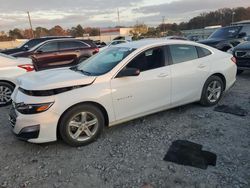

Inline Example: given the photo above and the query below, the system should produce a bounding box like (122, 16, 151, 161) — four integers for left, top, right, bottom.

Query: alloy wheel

(206, 81, 222, 103)
(0, 86, 12, 105)
(68, 112, 99, 142)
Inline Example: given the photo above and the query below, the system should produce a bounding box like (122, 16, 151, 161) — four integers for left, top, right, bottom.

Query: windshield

(20, 39, 43, 49)
(0, 53, 17, 60)
(76, 47, 135, 76)
(209, 26, 242, 39)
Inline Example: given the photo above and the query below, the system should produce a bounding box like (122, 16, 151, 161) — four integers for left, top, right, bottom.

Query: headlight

(15, 102, 54, 114)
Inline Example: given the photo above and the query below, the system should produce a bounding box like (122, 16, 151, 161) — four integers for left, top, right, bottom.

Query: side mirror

(116, 68, 140, 78)
(23, 45, 29, 50)
(238, 32, 247, 38)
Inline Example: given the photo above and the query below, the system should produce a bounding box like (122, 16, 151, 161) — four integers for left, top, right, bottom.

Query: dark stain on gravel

(214, 105, 248, 116)
(164, 140, 217, 169)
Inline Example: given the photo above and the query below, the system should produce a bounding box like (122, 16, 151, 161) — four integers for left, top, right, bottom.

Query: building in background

(83, 27, 134, 43)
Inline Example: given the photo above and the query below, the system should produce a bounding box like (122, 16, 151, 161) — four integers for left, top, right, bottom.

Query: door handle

(158, 73, 169, 78)
(198, 64, 206, 68)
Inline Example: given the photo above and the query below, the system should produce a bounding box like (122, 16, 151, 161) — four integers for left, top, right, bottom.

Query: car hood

(234, 41, 250, 51)
(198, 38, 225, 46)
(0, 48, 22, 55)
(12, 51, 31, 57)
(18, 68, 96, 90)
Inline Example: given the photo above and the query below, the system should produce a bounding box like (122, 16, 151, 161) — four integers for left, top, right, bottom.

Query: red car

(12, 39, 99, 71)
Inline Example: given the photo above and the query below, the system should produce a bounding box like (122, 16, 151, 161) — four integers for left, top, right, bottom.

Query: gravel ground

(0, 72, 249, 188)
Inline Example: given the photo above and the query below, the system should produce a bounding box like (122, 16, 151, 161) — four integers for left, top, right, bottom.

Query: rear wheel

(59, 104, 104, 147)
(0, 82, 14, 107)
(200, 76, 224, 106)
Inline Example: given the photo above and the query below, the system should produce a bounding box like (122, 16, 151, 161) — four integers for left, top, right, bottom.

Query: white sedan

(10, 39, 236, 146)
(0, 53, 34, 106)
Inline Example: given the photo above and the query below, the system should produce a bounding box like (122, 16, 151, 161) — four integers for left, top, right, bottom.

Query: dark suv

(12, 39, 99, 71)
(229, 41, 250, 74)
(199, 24, 250, 51)
(1, 36, 73, 55)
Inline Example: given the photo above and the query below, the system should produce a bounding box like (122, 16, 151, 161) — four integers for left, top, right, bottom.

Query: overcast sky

(0, 0, 249, 31)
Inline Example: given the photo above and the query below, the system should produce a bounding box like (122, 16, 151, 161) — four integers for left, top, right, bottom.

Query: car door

(32, 41, 60, 70)
(58, 41, 89, 66)
(168, 44, 210, 106)
(110, 46, 171, 121)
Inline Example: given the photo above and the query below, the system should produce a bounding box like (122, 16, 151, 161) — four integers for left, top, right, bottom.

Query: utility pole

(27, 11, 34, 38)
(117, 8, 120, 26)
(232, 11, 235, 24)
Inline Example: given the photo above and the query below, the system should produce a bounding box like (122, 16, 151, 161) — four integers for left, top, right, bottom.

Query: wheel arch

(210, 73, 226, 91)
(0, 80, 16, 88)
(57, 101, 109, 139)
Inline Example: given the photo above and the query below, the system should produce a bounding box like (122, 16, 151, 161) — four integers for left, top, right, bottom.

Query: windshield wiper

(70, 66, 92, 76)
(79, 70, 92, 76)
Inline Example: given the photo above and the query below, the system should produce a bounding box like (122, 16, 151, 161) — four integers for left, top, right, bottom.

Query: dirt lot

(0, 72, 249, 188)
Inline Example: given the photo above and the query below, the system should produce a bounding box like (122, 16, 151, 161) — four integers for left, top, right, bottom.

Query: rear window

(169, 45, 198, 64)
(196, 46, 212, 58)
(81, 40, 97, 48)
(59, 41, 88, 50)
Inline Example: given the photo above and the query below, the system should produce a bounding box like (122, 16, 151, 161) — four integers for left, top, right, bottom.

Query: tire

(200, 76, 224, 106)
(0, 81, 14, 107)
(59, 104, 104, 147)
(237, 70, 244, 75)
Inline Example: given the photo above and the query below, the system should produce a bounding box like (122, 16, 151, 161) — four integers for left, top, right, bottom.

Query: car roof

(115, 39, 204, 49)
(30, 38, 96, 50)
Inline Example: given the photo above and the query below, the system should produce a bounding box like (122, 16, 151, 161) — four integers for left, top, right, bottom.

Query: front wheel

(0, 82, 14, 107)
(200, 76, 224, 106)
(59, 104, 104, 147)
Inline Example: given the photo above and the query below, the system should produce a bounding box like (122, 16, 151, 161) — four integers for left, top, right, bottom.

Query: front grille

(9, 106, 17, 127)
(235, 50, 250, 59)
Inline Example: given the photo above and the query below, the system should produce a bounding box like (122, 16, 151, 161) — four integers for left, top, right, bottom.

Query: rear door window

(38, 42, 59, 52)
(169, 45, 198, 64)
(196, 46, 212, 58)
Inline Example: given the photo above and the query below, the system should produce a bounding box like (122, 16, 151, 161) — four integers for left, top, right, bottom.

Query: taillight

(93, 48, 99, 54)
(18, 64, 34, 72)
(231, 57, 237, 64)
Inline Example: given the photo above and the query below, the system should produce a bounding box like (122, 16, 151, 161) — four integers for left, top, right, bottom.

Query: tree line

(0, 6, 249, 41)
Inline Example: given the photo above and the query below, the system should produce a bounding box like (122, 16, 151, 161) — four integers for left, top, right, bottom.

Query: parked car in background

(93, 40, 107, 48)
(12, 39, 99, 71)
(228, 41, 250, 74)
(99, 40, 129, 51)
(199, 24, 250, 51)
(165, 36, 188, 40)
(187, 35, 203, 42)
(1, 36, 73, 55)
(0, 53, 34, 106)
(10, 39, 236, 146)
